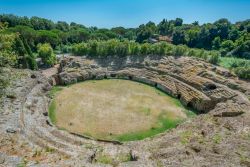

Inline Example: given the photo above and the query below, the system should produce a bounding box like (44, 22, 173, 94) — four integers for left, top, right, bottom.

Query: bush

(173, 45, 187, 56)
(72, 43, 88, 56)
(115, 40, 129, 56)
(88, 40, 98, 56)
(0, 68, 10, 97)
(140, 43, 150, 55)
(219, 57, 250, 79)
(71, 40, 222, 64)
(234, 67, 250, 79)
(37, 43, 56, 66)
(130, 42, 140, 55)
(0, 33, 18, 67)
(208, 52, 220, 64)
(148, 42, 167, 56)
(61, 45, 72, 53)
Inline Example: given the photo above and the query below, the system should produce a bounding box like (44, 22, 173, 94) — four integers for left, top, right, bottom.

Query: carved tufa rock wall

(56, 56, 249, 114)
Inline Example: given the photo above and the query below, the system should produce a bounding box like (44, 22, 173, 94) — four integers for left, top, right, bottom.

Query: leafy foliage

(0, 33, 18, 67)
(1, 14, 249, 59)
(37, 43, 56, 66)
(219, 57, 250, 79)
(72, 40, 220, 65)
(0, 14, 249, 80)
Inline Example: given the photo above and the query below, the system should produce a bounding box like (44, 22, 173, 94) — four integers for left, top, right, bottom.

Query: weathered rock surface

(0, 55, 250, 166)
(58, 56, 250, 114)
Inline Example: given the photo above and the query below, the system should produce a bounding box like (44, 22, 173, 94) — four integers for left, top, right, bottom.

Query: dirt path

(41, 64, 59, 78)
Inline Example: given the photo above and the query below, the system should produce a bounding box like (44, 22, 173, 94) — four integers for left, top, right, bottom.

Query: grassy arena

(49, 79, 195, 141)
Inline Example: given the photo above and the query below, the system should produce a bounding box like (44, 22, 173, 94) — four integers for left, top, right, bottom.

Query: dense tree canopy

(0, 14, 249, 79)
(0, 22, 37, 69)
(0, 14, 249, 59)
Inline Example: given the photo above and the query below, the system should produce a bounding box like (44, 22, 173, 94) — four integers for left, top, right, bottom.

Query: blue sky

(0, 0, 250, 28)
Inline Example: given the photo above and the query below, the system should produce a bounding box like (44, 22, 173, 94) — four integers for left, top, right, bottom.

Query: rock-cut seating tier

(55, 56, 248, 114)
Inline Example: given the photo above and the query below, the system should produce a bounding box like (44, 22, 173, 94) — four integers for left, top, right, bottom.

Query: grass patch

(180, 130, 193, 145)
(140, 107, 151, 116)
(48, 100, 56, 124)
(48, 86, 63, 124)
(219, 57, 250, 69)
(115, 114, 183, 142)
(48, 86, 63, 98)
(17, 158, 28, 167)
(117, 153, 132, 162)
(49, 79, 196, 142)
(219, 57, 250, 79)
(45, 146, 55, 153)
(96, 154, 114, 165)
(213, 133, 222, 144)
(96, 152, 131, 166)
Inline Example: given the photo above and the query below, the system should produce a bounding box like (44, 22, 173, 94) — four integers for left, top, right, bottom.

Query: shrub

(70, 40, 223, 65)
(234, 67, 250, 79)
(140, 43, 150, 55)
(208, 51, 220, 64)
(97, 41, 108, 57)
(130, 42, 140, 55)
(165, 44, 174, 56)
(72, 43, 88, 56)
(61, 45, 72, 53)
(158, 42, 167, 55)
(0, 33, 18, 67)
(87, 40, 98, 56)
(37, 43, 56, 66)
(173, 45, 187, 56)
(115, 40, 129, 56)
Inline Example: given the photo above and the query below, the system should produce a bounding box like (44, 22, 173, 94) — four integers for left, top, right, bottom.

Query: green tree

(0, 33, 18, 67)
(214, 18, 231, 40)
(136, 22, 156, 43)
(196, 27, 211, 49)
(13, 35, 28, 68)
(174, 18, 183, 26)
(172, 29, 186, 45)
(186, 29, 199, 47)
(21, 35, 37, 69)
(221, 40, 235, 52)
(56, 21, 70, 32)
(212, 37, 221, 50)
(7, 26, 37, 51)
(124, 30, 136, 40)
(111, 27, 127, 36)
(228, 28, 240, 41)
(232, 40, 250, 59)
(37, 30, 61, 48)
(30, 16, 55, 30)
(157, 19, 174, 35)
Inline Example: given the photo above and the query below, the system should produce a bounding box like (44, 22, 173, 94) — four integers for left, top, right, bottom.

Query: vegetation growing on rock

(37, 43, 56, 66)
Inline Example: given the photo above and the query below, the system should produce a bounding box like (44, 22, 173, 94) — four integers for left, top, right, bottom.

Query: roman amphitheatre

(0, 55, 250, 166)
(51, 79, 193, 142)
